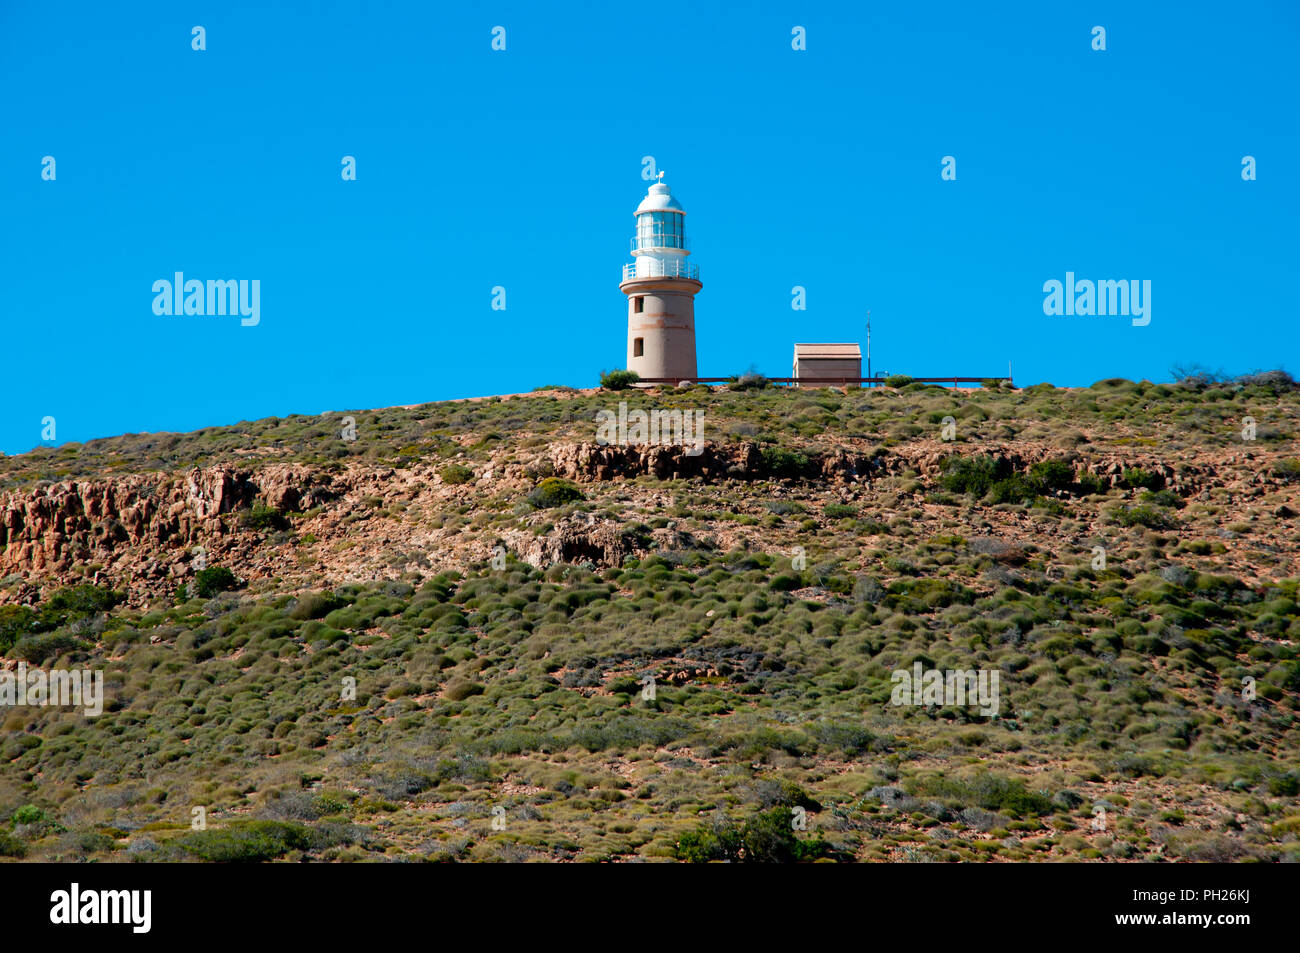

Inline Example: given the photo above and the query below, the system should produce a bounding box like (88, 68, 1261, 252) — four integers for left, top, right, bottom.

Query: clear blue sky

(2, 0, 1297, 455)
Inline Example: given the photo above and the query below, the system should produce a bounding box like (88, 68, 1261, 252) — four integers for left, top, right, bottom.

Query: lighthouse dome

(635, 182, 684, 214)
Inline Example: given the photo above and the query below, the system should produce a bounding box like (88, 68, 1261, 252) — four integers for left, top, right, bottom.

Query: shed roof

(793, 343, 862, 359)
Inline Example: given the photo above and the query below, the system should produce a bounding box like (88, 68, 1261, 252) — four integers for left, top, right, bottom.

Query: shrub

(985, 474, 1039, 505)
(1267, 773, 1300, 797)
(1170, 363, 1226, 389)
(761, 447, 809, 478)
(173, 820, 320, 862)
(943, 458, 1068, 503)
(76, 831, 119, 854)
(600, 369, 640, 391)
(730, 372, 770, 391)
(12, 804, 49, 826)
(0, 831, 27, 858)
(11, 632, 86, 664)
(940, 455, 1010, 497)
(886, 577, 976, 611)
(676, 808, 830, 863)
(824, 503, 858, 519)
(1075, 472, 1108, 495)
(289, 591, 348, 621)
(526, 478, 584, 508)
(884, 375, 914, 388)
(0, 604, 36, 654)
(1122, 468, 1163, 490)
(910, 774, 1053, 818)
(1274, 459, 1300, 483)
(440, 464, 475, 485)
(442, 679, 485, 701)
(44, 584, 122, 617)
(1026, 459, 1074, 493)
(1235, 369, 1297, 392)
(194, 567, 239, 598)
(1140, 489, 1183, 509)
(241, 502, 288, 531)
(0, 585, 127, 653)
(1114, 505, 1172, 529)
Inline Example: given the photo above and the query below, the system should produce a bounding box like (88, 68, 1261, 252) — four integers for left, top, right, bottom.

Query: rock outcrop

(544, 440, 1221, 493)
(0, 464, 338, 588)
(1, 438, 1287, 602)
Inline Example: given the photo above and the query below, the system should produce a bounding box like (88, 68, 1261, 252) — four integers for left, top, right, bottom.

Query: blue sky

(2, 0, 1297, 455)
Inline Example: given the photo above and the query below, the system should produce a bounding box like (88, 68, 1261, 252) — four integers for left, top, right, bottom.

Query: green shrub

(1075, 472, 1108, 495)
(1267, 773, 1300, 797)
(985, 474, 1039, 505)
(886, 577, 977, 611)
(1122, 468, 1163, 490)
(0, 831, 27, 858)
(1026, 459, 1074, 493)
(1140, 489, 1183, 509)
(440, 464, 475, 485)
(11, 632, 86, 664)
(173, 820, 320, 862)
(76, 831, 119, 854)
(677, 808, 830, 863)
(0, 604, 36, 654)
(194, 567, 240, 598)
(884, 375, 914, 388)
(824, 503, 858, 519)
(242, 502, 288, 531)
(1115, 505, 1172, 529)
(940, 455, 1010, 497)
(761, 447, 809, 478)
(44, 584, 122, 616)
(443, 678, 485, 701)
(1273, 459, 1300, 483)
(12, 804, 49, 826)
(289, 591, 348, 621)
(526, 478, 584, 508)
(910, 773, 1053, 818)
(600, 369, 641, 391)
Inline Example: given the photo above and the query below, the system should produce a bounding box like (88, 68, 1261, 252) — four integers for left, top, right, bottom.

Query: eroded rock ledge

(544, 440, 1219, 491)
(0, 464, 338, 578)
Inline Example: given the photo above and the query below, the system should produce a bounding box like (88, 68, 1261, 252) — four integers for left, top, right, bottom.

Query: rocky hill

(1, 378, 1298, 862)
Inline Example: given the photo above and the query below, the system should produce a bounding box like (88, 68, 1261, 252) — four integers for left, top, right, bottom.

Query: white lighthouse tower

(620, 174, 701, 381)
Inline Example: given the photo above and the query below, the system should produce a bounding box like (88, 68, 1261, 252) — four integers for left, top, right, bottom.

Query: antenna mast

(866, 311, 872, 387)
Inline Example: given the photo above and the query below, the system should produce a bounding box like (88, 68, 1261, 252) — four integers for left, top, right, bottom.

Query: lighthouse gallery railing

(621, 260, 700, 281)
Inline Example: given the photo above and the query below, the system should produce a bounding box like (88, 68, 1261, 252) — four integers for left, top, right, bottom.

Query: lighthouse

(621, 175, 701, 382)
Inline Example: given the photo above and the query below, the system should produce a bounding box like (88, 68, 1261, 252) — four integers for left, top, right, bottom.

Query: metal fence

(621, 260, 700, 281)
(630, 376, 1013, 388)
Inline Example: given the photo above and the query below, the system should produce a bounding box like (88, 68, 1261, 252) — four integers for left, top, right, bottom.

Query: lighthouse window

(633, 337, 644, 357)
(634, 296, 644, 313)
(638, 211, 684, 249)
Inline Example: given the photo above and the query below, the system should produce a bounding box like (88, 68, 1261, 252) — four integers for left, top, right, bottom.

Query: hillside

(1, 377, 1299, 862)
